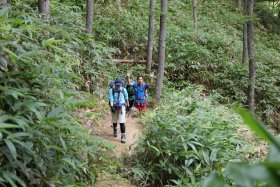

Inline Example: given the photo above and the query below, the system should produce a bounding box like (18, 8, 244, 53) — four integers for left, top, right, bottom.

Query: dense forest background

(0, 0, 279, 186)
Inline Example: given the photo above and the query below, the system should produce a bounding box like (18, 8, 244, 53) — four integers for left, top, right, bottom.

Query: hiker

(127, 74, 154, 112)
(108, 78, 130, 143)
(125, 78, 136, 109)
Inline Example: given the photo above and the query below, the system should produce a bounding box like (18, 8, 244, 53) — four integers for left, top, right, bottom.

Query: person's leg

(129, 99, 134, 109)
(119, 107, 126, 143)
(120, 123, 125, 134)
(142, 102, 147, 111)
(138, 103, 147, 112)
(113, 123, 117, 137)
(112, 110, 118, 137)
(135, 103, 141, 111)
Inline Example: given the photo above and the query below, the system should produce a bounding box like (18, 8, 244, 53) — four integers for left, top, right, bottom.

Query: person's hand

(150, 72, 154, 78)
(111, 106, 116, 113)
(126, 105, 130, 112)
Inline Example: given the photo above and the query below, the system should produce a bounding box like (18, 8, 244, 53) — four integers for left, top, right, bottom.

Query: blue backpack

(112, 87, 124, 110)
(134, 84, 147, 102)
(108, 80, 124, 107)
(109, 80, 115, 89)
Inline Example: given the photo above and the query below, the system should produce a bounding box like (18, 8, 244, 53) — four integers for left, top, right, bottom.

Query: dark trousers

(113, 123, 125, 133)
(129, 99, 135, 108)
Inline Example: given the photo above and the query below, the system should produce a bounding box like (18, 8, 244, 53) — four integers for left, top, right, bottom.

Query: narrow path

(94, 112, 142, 157)
(92, 112, 142, 187)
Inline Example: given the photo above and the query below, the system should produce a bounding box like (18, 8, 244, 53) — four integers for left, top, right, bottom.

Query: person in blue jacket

(127, 73, 154, 111)
(108, 78, 129, 143)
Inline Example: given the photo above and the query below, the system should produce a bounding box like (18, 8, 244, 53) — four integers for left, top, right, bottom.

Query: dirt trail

(93, 112, 142, 187)
(94, 112, 142, 157)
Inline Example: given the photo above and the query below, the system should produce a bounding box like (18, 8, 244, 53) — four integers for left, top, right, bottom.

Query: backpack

(109, 80, 115, 89)
(108, 86, 124, 108)
(134, 83, 147, 102)
(112, 87, 124, 110)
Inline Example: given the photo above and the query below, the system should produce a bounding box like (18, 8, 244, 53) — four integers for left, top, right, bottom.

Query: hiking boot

(121, 133, 126, 144)
(113, 128, 118, 137)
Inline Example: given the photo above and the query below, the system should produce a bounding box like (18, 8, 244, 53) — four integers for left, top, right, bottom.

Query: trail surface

(94, 112, 142, 187)
(95, 113, 142, 156)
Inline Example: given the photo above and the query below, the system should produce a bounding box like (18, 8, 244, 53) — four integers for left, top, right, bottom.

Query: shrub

(125, 86, 254, 186)
(0, 2, 115, 186)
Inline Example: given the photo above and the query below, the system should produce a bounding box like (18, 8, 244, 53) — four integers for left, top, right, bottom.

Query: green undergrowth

(93, 0, 280, 128)
(0, 1, 117, 186)
(123, 85, 258, 186)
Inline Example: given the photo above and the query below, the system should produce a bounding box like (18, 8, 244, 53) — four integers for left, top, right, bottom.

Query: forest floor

(87, 111, 142, 187)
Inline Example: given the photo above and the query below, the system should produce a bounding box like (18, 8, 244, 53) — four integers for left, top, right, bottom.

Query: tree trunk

(242, 0, 248, 64)
(242, 23, 248, 64)
(116, 0, 121, 8)
(146, 0, 155, 72)
(38, 0, 51, 20)
(278, 10, 280, 24)
(192, 0, 198, 31)
(246, 0, 256, 113)
(0, 0, 7, 7)
(86, 0, 94, 34)
(154, 0, 168, 102)
(238, 0, 242, 11)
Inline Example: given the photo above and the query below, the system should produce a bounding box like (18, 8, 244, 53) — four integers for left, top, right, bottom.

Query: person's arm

(127, 74, 132, 85)
(109, 88, 114, 107)
(148, 72, 154, 86)
(124, 88, 129, 106)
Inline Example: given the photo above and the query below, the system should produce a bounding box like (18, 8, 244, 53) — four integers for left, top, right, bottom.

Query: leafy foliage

(0, 1, 116, 186)
(93, 0, 280, 128)
(125, 86, 253, 186)
(203, 108, 280, 187)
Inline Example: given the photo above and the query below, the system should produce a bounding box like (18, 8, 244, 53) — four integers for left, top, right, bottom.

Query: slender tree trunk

(0, 0, 7, 7)
(116, 0, 121, 8)
(146, 0, 155, 72)
(278, 10, 280, 24)
(192, 0, 198, 31)
(246, 0, 256, 113)
(238, 0, 242, 11)
(242, 23, 248, 64)
(86, 0, 94, 34)
(38, 0, 51, 20)
(242, 0, 248, 64)
(154, 0, 168, 102)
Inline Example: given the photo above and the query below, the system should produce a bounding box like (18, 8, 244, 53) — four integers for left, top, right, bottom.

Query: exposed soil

(91, 111, 142, 187)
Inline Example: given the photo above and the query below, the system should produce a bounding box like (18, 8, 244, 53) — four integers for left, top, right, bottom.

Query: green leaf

(0, 7, 9, 16)
(261, 162, 280, 170)
(4, 139, 17, 160)
(7, 132, 30, 139)
(60, 136, 67, 150)
(149, 145, 160, 155)
(0, 57, 8, 71)
(226, 163, 255, 187)
(203, 172, 225, 187)
(47, 105, 64, 118)
(237, 108, 280, 151)
(0, 123, 20, 129)
(268, 145, 280, 162)
(0, 86, 24, 99)
(4, 171, 26, 187)
(2, 47, 18, 61)
(43, 39, 64, 47)
(210, 148, 219, 163)
(2, 172, 17, 187)
(202, 149, 210, 166)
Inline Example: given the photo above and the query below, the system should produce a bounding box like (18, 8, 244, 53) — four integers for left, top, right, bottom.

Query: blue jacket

(108, 87, 128, 105)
